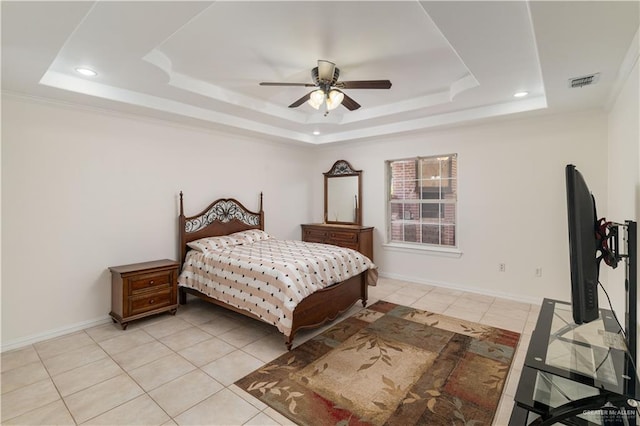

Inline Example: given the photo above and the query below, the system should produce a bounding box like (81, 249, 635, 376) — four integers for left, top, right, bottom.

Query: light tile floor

(1, 277, 538, 425)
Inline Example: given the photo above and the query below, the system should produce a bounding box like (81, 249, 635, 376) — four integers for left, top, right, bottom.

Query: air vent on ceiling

(568, 73, 600, 88)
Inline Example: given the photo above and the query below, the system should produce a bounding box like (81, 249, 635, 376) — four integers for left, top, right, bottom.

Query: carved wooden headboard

(178, 192, 264, 265)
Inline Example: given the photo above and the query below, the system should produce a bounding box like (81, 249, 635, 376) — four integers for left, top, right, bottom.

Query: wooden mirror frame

(324, 160, 362, 225)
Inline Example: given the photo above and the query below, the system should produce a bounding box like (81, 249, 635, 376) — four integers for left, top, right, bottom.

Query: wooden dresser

(301, 223, 374, 261)
(109, 259, 180, 329)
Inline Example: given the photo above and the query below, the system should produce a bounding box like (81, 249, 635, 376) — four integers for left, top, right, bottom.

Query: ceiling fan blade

(336, 80, 392, 89)
(288, 92, 312, 108)
(260, 82, 316, 87)
(317, 60, 336, 82)
(340, 92, 361, 111)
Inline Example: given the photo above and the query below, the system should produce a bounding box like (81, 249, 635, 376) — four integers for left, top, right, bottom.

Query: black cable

(598, 281, 640, 385)
(597, 282, 640, 419)
(594, 346, 612, 374)
(598, 280, 626, 340)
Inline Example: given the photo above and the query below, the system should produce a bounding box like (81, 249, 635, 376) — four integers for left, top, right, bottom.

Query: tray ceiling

(2, 1, 638, 144)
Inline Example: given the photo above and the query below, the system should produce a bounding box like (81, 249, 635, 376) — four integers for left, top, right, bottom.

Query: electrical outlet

(535, 267, 543, 277)
(499, 263, 506, 272)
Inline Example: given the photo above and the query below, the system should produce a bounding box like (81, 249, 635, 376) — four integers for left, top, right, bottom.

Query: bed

(177, 192, 377, 350)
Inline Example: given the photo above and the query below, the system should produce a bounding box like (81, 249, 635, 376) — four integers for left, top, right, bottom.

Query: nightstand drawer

(129, 270, 172, 294)
(129, 290, 172, 315)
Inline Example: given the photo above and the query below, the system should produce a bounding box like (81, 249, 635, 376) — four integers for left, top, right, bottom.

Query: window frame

(385, 154, 459, 251)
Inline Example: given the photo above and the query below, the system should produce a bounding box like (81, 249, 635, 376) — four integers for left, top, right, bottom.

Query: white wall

(0, 95, 617, 350)
(1, 95, 314, 349)
(606, 28, 639, 349)
(312, 111, 609, 304)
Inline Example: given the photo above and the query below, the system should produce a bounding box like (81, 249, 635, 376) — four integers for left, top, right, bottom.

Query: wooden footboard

(287, 271, 367, 349)
(179, 286, 265, 323)
(179, 271, 367, 350)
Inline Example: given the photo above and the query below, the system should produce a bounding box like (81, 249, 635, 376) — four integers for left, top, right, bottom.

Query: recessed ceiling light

(75, 67, 97, 77)
(313, 131, 320, 135)
(513, 91, 529, 98)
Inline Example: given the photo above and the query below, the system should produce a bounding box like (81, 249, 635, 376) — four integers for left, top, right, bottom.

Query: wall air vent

(568, 73, 600, 88)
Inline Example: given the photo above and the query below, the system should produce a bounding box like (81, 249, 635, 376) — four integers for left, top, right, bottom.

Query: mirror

(324, 160, 362, 225)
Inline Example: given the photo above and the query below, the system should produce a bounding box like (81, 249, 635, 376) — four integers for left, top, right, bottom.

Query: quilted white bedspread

(177, 239, 377, 336)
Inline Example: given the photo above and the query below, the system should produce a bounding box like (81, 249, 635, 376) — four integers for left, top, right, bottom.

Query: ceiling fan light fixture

(326, 89, 344, 111)
(261, 59, 389, 113)
(308, 89, 324, 109)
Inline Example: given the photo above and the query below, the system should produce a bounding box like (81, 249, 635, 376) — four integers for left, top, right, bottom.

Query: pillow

(230, 229, 272, 243)
(187, 235, 246, 253)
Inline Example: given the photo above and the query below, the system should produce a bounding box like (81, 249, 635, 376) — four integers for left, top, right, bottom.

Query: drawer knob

(149, 299, 155, 304)
(149, 280, 154, 285)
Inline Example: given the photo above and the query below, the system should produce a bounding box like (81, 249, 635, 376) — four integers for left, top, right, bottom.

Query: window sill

(382, 242, 463, 258)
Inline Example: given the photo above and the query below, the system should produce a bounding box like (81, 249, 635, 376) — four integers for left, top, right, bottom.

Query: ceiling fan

(259, 60, 392, 113)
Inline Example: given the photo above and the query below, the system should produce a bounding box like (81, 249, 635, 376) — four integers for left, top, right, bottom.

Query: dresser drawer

(333, 241, 360, 251)
(129, 270, 172, 294)
(328, 231, 358, 243)
(301, 224, 373, 262)
(129, 290, 172, 316)
(303, 228, 328, 242)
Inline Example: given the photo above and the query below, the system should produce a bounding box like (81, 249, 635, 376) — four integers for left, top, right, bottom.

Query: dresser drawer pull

(149, 280, 154, 285)
(149, 299, 155, 304)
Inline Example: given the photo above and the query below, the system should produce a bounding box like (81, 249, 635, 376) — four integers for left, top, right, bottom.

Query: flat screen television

(565, 164, 600, 324)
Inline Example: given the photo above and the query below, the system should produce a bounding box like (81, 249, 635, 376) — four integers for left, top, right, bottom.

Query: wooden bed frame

(178, 192, 368, 350)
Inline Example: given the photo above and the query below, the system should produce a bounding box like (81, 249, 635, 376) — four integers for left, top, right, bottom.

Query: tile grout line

(33, 339, 80, 425)
(3, 283, 535, 425)
(91, 316, 282, 425)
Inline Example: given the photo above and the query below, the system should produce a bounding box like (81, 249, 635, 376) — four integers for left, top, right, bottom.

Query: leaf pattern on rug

(341, 332, 404, 370)
(401, 309, 494, 340)
(324, 322, 357, 340)
(482, 341, 512, 363)
(419, 390, 484, 426)
(257, 355, 297, 375)
(352, 308, 384, 322)
(235, 301, 520, 426)
(404, 308, 436, 321)
(459, 323, 491, 337)
(449, 397, 484, 426)
(246, 379, 304, 414)
(299, 361, 329, 383)
(483, 364, 510, 390)
(375, 374, 408, 411)
(402, 378, 443, 408)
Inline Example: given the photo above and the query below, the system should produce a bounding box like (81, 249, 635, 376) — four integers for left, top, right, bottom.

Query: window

(387, 154, 457, 247)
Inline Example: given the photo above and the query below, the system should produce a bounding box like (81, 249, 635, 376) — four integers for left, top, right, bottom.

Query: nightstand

(109, 259, 180, 330)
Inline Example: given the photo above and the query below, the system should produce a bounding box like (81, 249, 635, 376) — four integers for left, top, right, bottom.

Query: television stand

(510, 299, 639, 425)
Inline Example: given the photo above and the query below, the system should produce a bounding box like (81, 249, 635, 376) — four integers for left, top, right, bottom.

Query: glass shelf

(512, 299, 639, 426)
(526, 299, 638, 397)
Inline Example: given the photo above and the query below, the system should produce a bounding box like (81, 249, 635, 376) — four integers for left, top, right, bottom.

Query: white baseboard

(2, 274, 542, 353)
(378, 271, 543, 306)
(1, 316, 112, 353)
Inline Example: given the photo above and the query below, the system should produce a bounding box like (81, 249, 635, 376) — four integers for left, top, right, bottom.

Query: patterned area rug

(236, 301, 520, 425)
